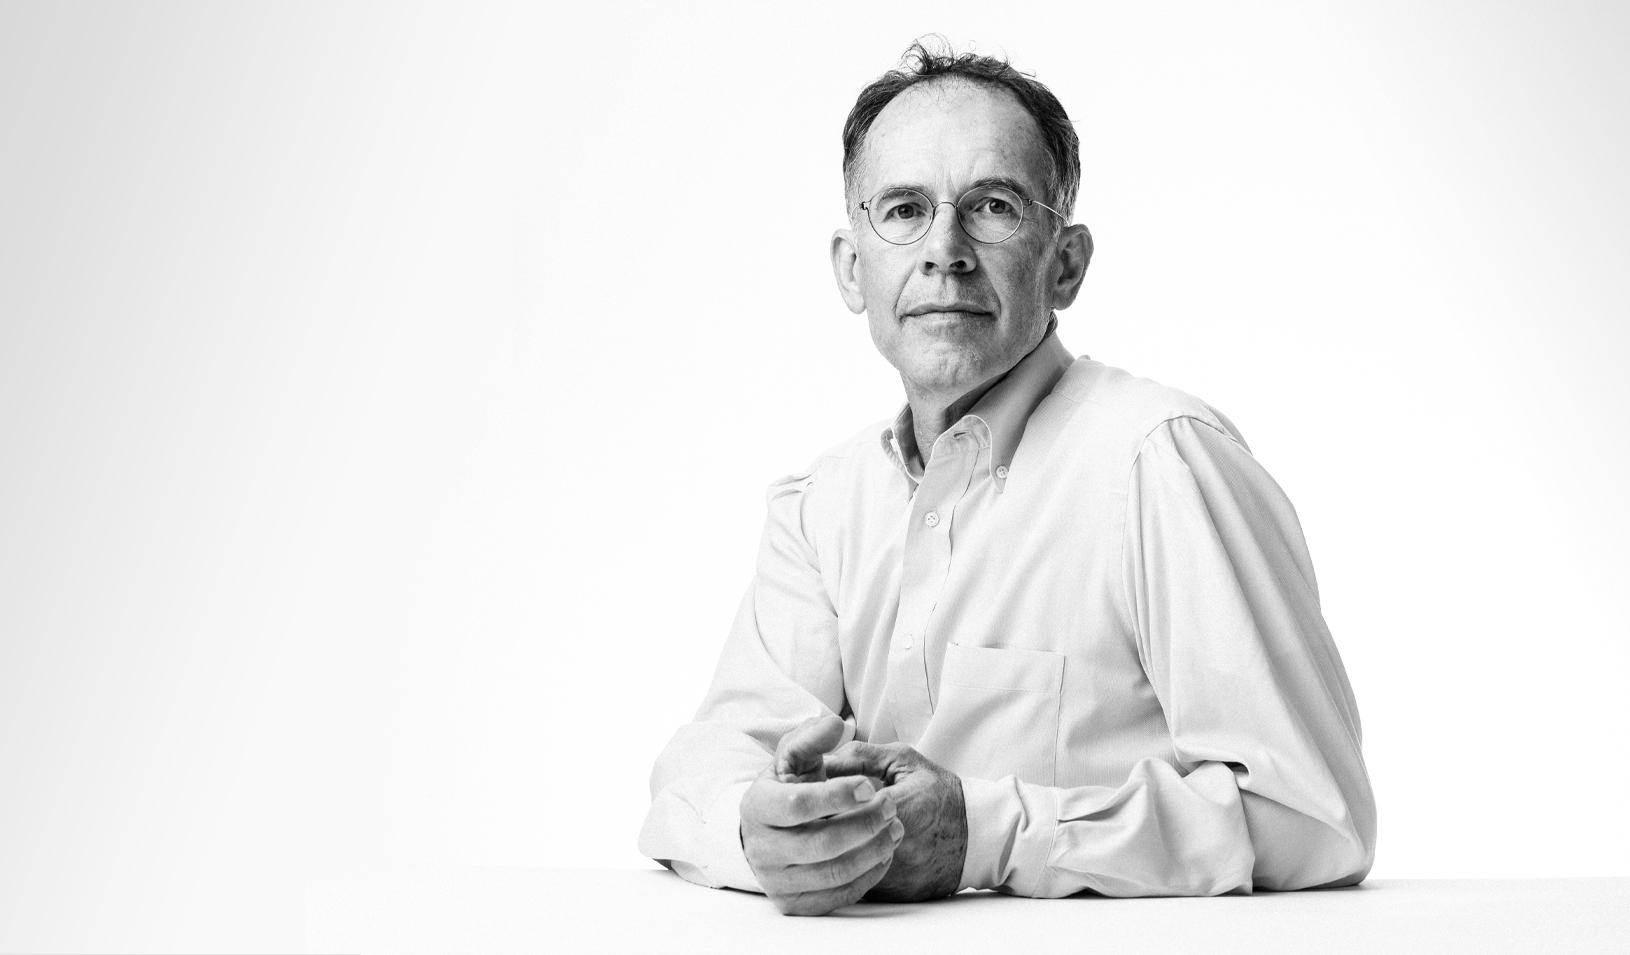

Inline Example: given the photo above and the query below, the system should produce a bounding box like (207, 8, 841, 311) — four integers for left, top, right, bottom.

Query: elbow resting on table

(1243, 790, 1376, 891)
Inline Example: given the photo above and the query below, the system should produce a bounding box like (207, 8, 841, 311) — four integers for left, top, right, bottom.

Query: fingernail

(889, 818, 904, 840)
(852, 779, 876, 801)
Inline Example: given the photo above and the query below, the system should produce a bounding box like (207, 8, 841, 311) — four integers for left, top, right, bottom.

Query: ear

(830, 228, 867, 315)
(1048, 223, 1093, 311)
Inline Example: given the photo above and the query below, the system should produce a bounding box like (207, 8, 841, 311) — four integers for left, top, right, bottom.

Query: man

(639, 42, 1376, 916)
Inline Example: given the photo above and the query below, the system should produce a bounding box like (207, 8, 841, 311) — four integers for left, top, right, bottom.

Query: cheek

(992, 245, 1057, 307)
(855, 248, 913, 313)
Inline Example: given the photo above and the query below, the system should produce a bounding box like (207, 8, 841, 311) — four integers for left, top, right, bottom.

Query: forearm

(960, 758, 1371, 898)
(638, 721, 770, 891)
(641, 466, 850, 891)
(1032, 414, 1375, 898)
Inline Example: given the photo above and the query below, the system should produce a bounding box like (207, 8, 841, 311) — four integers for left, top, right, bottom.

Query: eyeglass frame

(858, 182, 1066, 246)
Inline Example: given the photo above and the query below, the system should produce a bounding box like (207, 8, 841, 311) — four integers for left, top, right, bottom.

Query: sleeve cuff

(958, 775, 1058, 895)
(699, 779, 760, 892)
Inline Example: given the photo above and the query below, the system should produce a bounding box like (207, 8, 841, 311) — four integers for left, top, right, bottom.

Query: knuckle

(832, 816, 866, 848)
(850, 844, 886, 880)
(810, 862, 849, 892)
(810, 828, 840, 860)
(821, 845, 881, 892)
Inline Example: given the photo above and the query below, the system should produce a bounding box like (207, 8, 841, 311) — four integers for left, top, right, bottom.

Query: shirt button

(924, 511, 940, 527)
(903, 633, 914, 648)
(995, 465, 1009, 479)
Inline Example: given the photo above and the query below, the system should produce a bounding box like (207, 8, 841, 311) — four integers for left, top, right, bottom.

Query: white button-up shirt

(639, 332, 1377, 898)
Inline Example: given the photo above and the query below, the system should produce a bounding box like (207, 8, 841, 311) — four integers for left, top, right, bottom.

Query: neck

(904, 372, 1007, 469)
(901, 318, 1058, 469)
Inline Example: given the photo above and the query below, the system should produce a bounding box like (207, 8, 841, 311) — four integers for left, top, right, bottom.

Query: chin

(902, 344, 1001, 394)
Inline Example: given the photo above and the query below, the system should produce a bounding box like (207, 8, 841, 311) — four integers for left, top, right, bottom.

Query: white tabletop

(306, 866, 1630, 954)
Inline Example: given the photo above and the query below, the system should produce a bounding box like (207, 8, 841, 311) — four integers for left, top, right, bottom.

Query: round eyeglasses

(860, 184, 1064, 245)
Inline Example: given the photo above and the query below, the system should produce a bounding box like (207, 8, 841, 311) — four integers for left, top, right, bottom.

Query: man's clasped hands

(739, 715, 968, 916)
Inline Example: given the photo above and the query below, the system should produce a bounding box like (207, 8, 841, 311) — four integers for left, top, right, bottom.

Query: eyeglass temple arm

(1029, 198, 1066, 220)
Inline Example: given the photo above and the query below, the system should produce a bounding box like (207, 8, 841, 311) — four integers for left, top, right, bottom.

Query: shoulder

(760, 417, 896, 554)
(765, 416, 895, 503)
(1069, 365, 1292, 521)
(1051, 359, 1250, 453)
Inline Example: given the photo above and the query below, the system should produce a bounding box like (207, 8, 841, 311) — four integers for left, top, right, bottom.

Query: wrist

(918, 769, 968, 900)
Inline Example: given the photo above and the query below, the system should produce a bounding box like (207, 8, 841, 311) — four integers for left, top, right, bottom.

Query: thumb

(821, 740, 896, 782)
(775, 715, 847, 782)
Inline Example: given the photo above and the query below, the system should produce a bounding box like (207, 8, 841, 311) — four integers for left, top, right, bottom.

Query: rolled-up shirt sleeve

(637, 468, 850, 892)
(959, 415, 1376, 897)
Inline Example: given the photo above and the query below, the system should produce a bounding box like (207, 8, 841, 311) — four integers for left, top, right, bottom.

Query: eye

(967, 194, 1014, 216)
(878, 196, 928, 221)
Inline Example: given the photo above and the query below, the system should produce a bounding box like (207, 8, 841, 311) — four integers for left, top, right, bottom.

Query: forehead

(857, 80, 1050, 196)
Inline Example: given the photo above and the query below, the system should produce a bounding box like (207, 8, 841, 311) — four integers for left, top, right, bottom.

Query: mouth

(901, 305, 995, 321)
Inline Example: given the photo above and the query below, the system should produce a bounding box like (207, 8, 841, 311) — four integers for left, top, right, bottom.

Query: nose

(918, 200, 976, 275)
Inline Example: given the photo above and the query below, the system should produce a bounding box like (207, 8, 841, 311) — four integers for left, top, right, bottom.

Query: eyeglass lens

(867, 186, 1028, 245)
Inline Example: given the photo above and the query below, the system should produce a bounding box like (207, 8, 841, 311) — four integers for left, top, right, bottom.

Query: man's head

(830, 41, 1093, 406)
(841, 42, 1081, 225)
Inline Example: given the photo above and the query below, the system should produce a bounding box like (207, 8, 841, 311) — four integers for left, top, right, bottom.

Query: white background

(2, 2, 1627, 951)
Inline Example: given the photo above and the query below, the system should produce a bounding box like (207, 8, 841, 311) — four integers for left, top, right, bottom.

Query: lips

(902, 303, 994, 318)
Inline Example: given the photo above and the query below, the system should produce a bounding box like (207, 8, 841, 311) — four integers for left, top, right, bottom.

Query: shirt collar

(881, 403, 924, 482)
(879, 328, 1077, 491)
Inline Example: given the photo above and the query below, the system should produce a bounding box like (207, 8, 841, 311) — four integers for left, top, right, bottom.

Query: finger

(778, 815, 905, 892)
(823, 772, 889, 795)
(749, 794, 898, 867)
(743, 774, 885, 828)
(822, 740, 899, 781)
(776, 715, 847, 782)
(772, 855, 895, 917)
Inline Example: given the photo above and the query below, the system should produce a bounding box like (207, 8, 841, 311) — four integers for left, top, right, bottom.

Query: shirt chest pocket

(917, 643, 1064, 786)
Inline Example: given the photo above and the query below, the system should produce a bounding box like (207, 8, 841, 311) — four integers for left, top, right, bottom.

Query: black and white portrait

(1, 3, 1626, 952)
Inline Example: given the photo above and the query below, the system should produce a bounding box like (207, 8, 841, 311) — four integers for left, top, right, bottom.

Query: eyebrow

(872, 176, 1039, 201)
(968, 176, 1037, 200)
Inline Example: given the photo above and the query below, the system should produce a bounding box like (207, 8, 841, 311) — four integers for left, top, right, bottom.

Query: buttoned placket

(885, 424, 986, 744)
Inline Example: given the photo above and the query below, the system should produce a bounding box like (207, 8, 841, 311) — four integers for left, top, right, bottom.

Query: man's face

(832, 81, 1085, 401)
